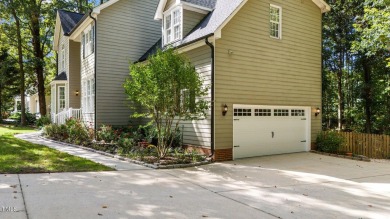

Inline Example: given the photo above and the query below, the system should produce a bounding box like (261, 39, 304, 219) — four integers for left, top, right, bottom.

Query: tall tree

(353, 0, 390, 133)
(322, 0, 364, 131)
(0, 48, 19, 122)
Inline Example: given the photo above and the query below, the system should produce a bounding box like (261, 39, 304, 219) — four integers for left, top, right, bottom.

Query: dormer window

(164, 7, 182, 45)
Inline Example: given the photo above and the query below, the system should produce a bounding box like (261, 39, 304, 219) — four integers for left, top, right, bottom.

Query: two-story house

(51, 0, 161, 127)
(139, 0, 330, 161)
(52, 10, 84, 123)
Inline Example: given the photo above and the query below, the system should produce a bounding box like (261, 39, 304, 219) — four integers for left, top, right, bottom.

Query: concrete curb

(38, 135, 212, 169)
(310, 150, 371, 162)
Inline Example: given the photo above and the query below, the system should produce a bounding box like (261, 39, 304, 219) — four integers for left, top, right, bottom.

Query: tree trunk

(30, 2, 47, 116)
(337, 68, 344, 131)
(11, 1, 26, 126)
(0, 87, 2, 123)
(362, 56, 372, 133)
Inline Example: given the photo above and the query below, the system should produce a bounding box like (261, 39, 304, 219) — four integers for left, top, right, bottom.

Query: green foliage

(97, 125, 116, 143)
(124, 48, 209, 158)
(322, 0, 390, 134)
(36, 116, 51, 127)
(316, 131, 345, 153)
(9, 112, 36, 125)
(43, 123, 68, 141)
(43, 118, 89, 145)
(65, 118, 89, 145)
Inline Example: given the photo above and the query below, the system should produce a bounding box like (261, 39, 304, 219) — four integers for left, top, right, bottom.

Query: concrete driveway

(1, 153, 389, 219)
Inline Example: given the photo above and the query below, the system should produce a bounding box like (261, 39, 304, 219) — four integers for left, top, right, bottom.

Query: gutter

(89, 11, 97, 139)
(205, 37, 215, 158)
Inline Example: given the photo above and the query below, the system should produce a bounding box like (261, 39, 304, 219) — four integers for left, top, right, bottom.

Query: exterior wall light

(222, 104, 228, 116)
(76, 90, 79, 96)
(315, 107, 321, 117)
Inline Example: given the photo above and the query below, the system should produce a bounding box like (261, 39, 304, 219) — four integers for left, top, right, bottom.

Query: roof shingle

(139, 0, 244, 61)
(58, 10, 84, 36)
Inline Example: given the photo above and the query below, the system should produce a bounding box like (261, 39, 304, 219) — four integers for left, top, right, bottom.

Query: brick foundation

(214, 148, 233, 161)
(311, 142, 317, 150)
(183, 145, 233, 162)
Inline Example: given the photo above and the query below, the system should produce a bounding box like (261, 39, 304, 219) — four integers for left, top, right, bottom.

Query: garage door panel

(233, 105, 310, 159)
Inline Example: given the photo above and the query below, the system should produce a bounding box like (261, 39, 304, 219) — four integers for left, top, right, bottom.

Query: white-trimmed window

(82, 25, 95, 58)
(82, 78, 95, 113)
(58, 86, 66, 112)
(61, 44, 65, 70)
(270, 5, 282, 39)
(164, 7, 182, 45)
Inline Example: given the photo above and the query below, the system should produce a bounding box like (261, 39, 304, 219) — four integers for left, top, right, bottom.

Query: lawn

(0, 124, 114, 173)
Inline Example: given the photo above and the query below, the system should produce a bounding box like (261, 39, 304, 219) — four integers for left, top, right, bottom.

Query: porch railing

(52, 108, 82, 125)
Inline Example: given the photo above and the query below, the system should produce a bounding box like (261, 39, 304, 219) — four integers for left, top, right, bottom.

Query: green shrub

(43, 123, 68, 141)
(9, 112, 36, 125)
(97, 125, 116, 143)
(36, 116, 51, 127)
(316, 131, 345, 153)
(117, 137, 135, 154)
(65, 118, 90, 145)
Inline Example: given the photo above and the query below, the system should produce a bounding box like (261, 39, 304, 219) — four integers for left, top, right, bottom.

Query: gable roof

(58, 10, 84, 36)
(53, 72, 67, 81)
(140, 0, 244, 61)
(182, 0, 217, 9)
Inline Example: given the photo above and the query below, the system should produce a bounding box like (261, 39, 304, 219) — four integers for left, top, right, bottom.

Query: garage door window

(255, 109, 271, 116)
(274, 109, 289, 116)
(291, 109, 305, 116)
(234, 108, 251, 116)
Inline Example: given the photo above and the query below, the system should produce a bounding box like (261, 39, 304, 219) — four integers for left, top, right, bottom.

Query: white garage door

(233, 105, 311, 159)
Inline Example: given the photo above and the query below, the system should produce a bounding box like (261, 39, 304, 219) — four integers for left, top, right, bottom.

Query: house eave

(312, 0, 331, 13)
(53, 12, 62, 51)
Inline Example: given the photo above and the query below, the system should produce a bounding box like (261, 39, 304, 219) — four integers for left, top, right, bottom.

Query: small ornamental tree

(124, 48, 209, 158)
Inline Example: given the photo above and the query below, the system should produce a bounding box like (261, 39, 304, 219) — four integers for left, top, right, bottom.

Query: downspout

(205, 37, 215, 158)
(89, 11, 97, 139)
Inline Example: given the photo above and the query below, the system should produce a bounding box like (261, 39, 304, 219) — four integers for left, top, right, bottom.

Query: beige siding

(58, 28, 69, 76)
(96, 0, 161, 126)
(68, 40, 81, 109)
(183, 10, 205, 36)
(164, 0, 176, 11)
(177, 45, 212, 147)
(214, 0, 322, 149)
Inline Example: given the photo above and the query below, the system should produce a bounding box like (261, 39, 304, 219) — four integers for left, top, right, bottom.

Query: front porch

(51, 108, 94, 128)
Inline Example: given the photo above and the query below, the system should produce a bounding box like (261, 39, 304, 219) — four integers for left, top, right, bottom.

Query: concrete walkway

(3, 134, 390, 219)
(15, 133, 149, 171)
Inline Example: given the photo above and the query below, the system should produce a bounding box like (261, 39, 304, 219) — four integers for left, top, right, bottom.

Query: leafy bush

(97, 125, 117, 143)
(9, 112, 36, 125)
(65, 118, 89, 145)
(117, 137, 135, 154)
(36, 116, 51, 127)
(316, 131, 345, 153)
(43, 123, 68, 141)
(43, 118, 90, 145)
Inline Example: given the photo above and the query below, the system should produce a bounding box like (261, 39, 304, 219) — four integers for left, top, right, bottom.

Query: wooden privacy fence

(337, 132, 390, 159)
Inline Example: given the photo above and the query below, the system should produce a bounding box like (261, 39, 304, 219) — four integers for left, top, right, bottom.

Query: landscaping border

(311, 150, 371, 162)
(38, 135, 212, 169)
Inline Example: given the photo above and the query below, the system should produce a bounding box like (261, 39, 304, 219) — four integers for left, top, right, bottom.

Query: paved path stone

(15, 133, 149, 171)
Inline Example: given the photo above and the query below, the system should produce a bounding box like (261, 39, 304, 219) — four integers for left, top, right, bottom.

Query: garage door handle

(234, 145, 240, 148)
(272, 131, 274, 138)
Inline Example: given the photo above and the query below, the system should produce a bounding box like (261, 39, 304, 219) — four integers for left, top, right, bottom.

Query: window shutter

(91, 26, 95, 54)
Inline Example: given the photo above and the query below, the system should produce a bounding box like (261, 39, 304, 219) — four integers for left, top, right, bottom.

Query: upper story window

(164, 7, 182, 45)
(82, 25, 95, 59)
(269, 5, 282, 39)
(61, 44, 65, 70)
